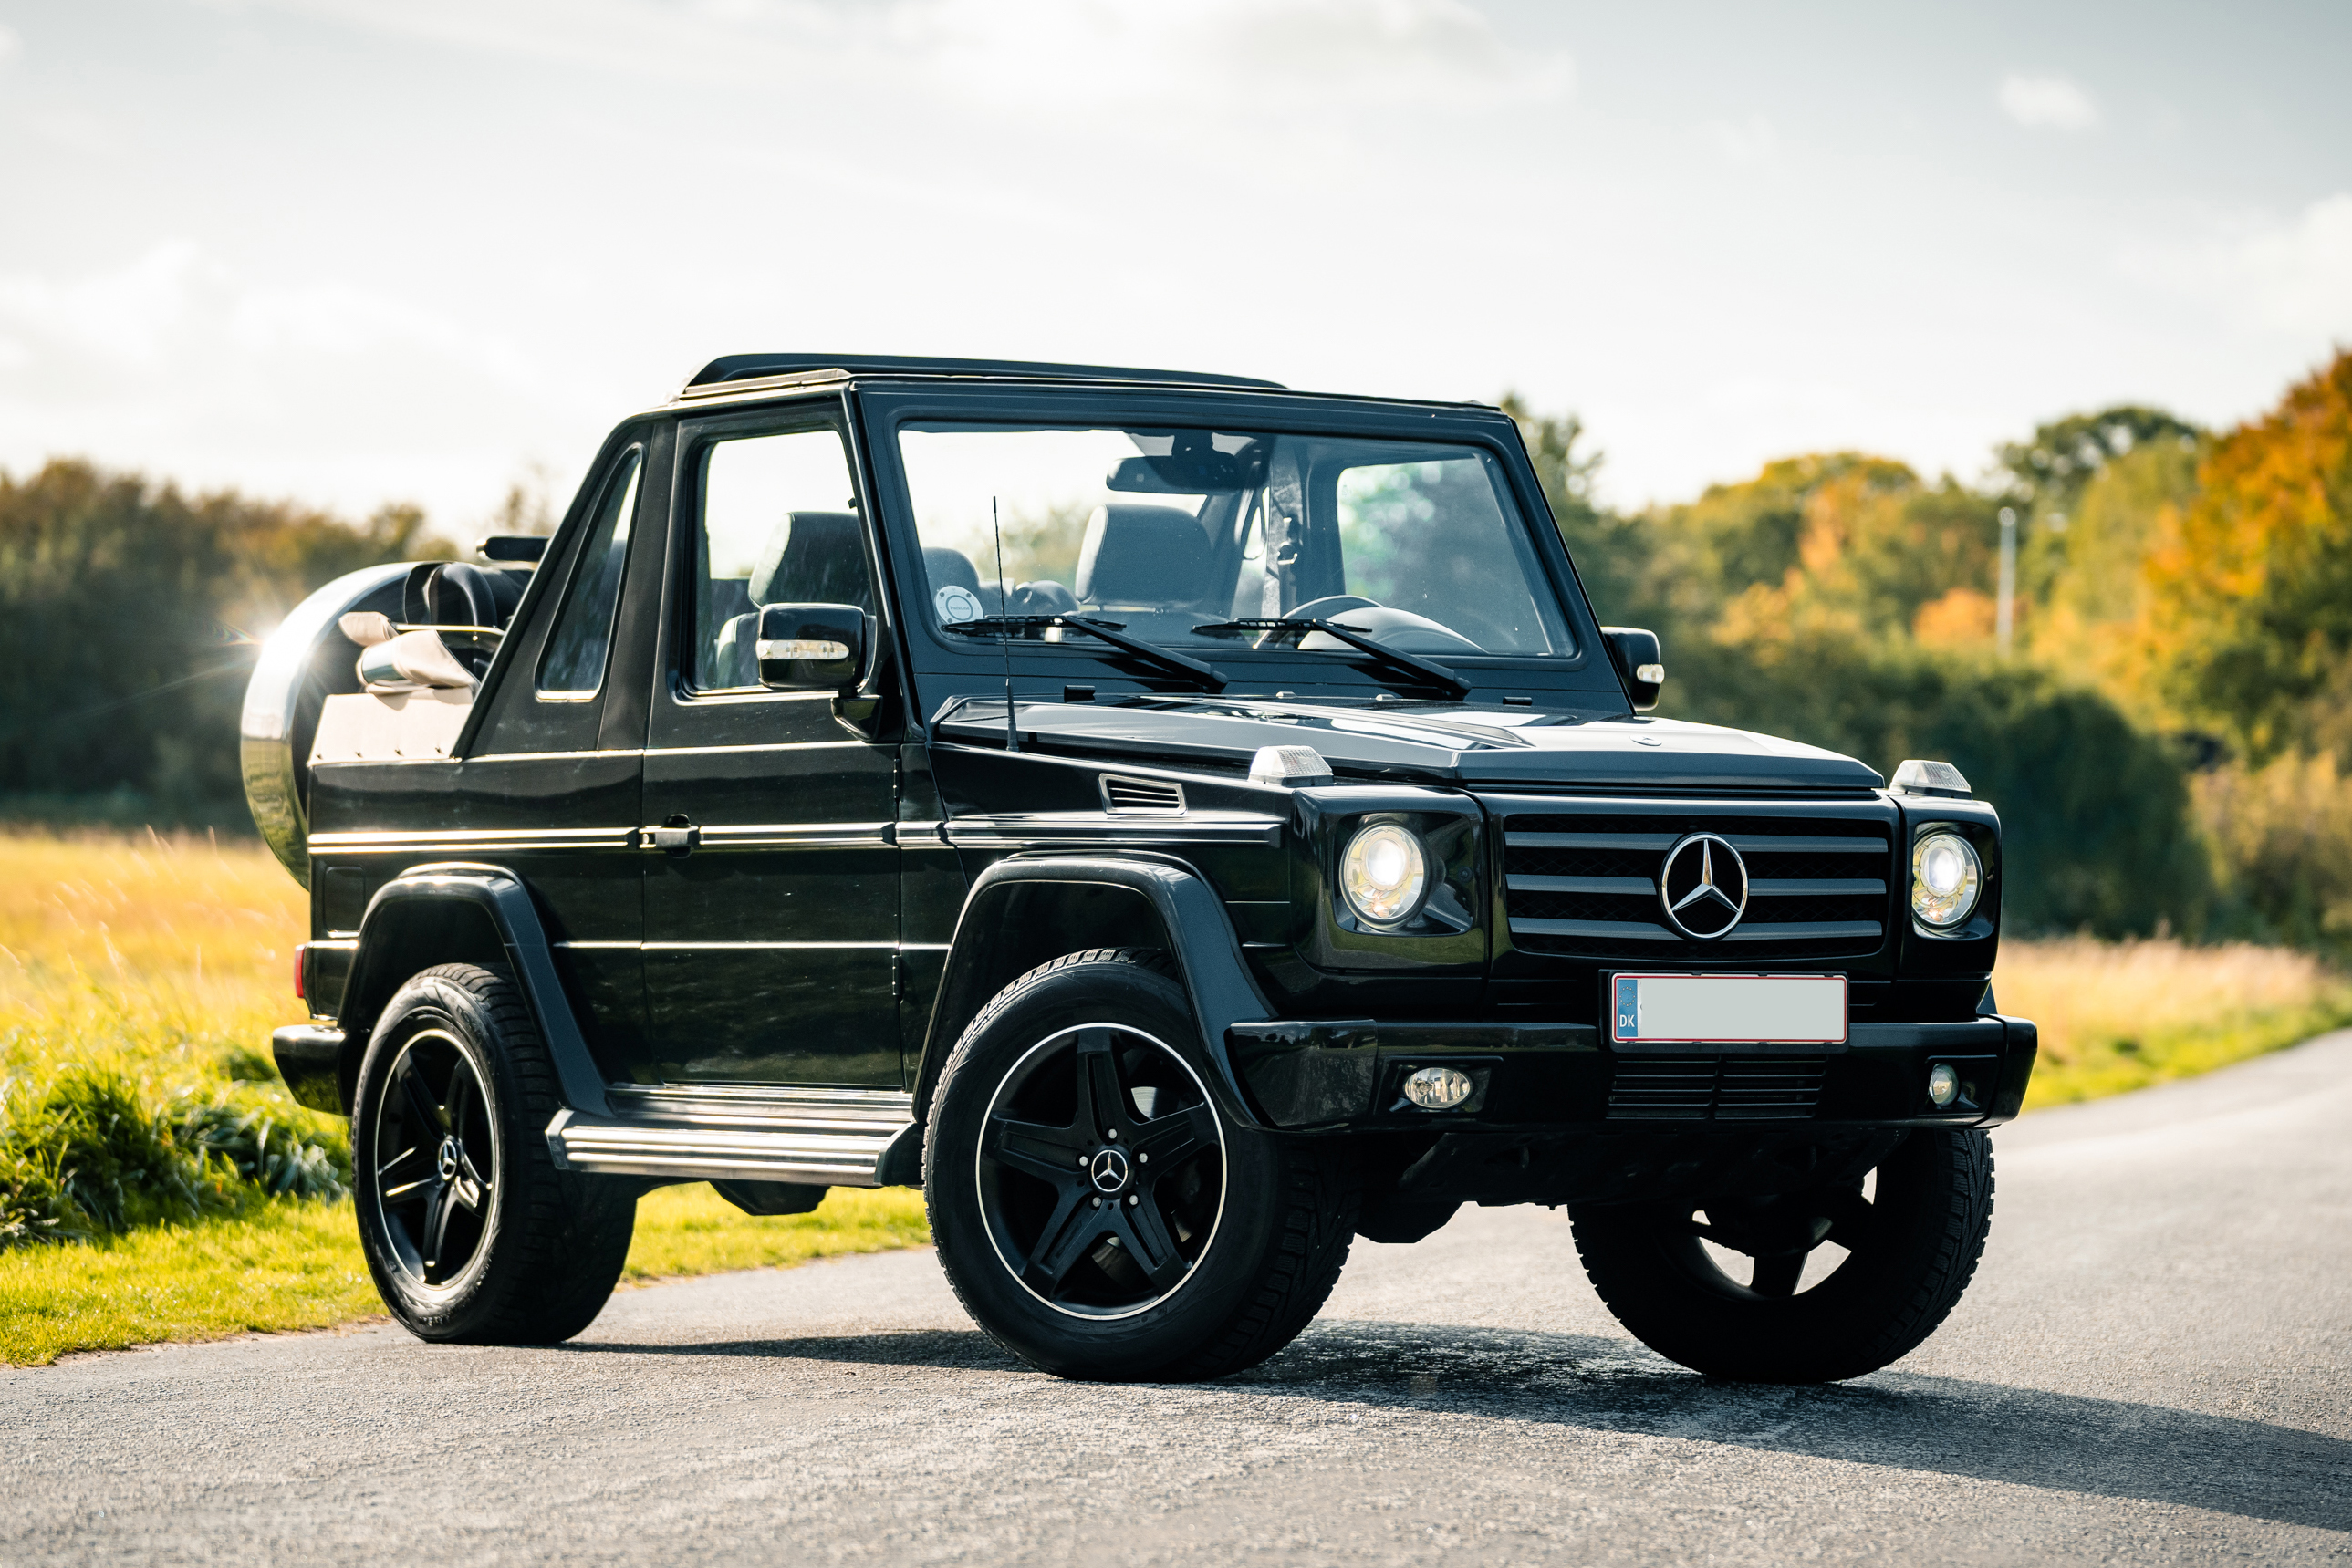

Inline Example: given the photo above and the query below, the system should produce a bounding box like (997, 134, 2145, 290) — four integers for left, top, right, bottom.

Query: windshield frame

(852, 383, 1622, 717)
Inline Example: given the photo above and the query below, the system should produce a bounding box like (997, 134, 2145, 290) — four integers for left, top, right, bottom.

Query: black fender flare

(329, 861, 612, 1118)
(912, 855, 1277, 1132)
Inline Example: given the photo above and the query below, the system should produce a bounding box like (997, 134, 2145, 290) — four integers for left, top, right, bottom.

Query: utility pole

(1996, 505, 2017, 654)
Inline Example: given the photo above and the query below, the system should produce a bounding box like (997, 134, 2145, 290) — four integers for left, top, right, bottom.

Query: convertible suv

(244, 354, 2034, 1384)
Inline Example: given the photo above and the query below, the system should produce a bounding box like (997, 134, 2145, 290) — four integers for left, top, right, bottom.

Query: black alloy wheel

(927, 949, 1359, 1381)
(369, 1028, 498, 1289)
(1569, 1127, 1995, 1384)
(350, 963, 637, 1345)
(978, 1023, 1225, 1318)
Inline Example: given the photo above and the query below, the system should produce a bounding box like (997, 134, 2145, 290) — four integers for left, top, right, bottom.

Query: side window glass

(536, 446, 642, 698)
(692, 427, 871, 691)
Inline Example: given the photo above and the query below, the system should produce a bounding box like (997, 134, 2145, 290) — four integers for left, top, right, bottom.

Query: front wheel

(350, 963, 636, 1345)
(926, 950, 1358, 1381)
(1569, 1128, 1994, 1383)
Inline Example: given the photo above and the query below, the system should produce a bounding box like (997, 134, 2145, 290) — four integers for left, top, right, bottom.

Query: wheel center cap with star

(436, 1137, 462, 1182)
(1659, 832, 1749, 940)
(1088, 1147, 1131, 1194)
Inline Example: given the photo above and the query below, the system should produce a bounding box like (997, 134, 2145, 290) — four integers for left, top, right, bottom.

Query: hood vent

(1099, 774, 1187, 815)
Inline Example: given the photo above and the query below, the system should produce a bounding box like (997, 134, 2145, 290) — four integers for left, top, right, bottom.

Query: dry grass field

(1, 828, 2344, 1365)
(0, 829, 925, 1366)
(1993, 936, 2352, 1106)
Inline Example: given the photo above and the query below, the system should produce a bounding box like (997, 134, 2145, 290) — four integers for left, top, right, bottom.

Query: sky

(1, 0, 2347, 535)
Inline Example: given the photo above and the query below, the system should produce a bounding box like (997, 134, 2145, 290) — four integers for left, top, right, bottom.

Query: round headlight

(1339, 823, 1429, 927)
(1910, 831, 1983, 929)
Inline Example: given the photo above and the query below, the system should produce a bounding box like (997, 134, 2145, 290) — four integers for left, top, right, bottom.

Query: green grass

(0, 1183, 930, 1366)
(0, 830, 935, 1366)
(6, 835, 2350, 1366)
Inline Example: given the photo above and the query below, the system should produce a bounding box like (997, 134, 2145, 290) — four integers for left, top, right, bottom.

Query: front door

(639, 407, 901, 1085)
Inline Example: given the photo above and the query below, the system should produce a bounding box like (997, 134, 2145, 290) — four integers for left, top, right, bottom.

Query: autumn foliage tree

(2145, 351, 2352, 767)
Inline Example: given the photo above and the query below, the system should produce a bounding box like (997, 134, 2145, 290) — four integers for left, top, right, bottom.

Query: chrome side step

(546, 1085, 915, 1188)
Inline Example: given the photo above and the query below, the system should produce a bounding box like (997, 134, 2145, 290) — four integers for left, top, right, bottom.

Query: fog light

(1927, 1063, 1960, 1108)
(1403, 1066, 1473, 1110)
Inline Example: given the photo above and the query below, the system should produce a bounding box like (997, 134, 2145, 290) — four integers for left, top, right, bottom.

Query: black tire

(350, 962, 636, 1345)
(925, 949, 1358, 1382)
(1569, 1128, 1994, 1383)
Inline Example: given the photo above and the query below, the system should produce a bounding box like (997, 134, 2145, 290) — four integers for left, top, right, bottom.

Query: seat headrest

(924, 546, 982, 595)
(421, 561, 525, 629)
(749, 512, 871, 608)
(1076, 504, 1213, 607)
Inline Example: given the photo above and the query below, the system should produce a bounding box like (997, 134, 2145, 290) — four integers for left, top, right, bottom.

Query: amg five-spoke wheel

(928, 949, 1359, 1381)
(979, 1023, 1225, 1317)
(1570, 1128, 1996, 1383)
(369, 1029, 498, 1289)
(350, 963, 637, 1345)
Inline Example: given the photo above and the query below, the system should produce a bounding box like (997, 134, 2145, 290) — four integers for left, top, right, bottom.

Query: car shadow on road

(572, 1318, 2348, 1532)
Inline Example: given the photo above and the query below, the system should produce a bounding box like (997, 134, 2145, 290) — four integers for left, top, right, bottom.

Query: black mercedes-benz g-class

(243, 354, 2034, 1385)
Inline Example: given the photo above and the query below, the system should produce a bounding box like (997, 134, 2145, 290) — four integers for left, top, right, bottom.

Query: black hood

(935, 696, 1885, 794)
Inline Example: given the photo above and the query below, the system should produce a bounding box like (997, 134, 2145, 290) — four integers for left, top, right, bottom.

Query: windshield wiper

(1192, 618, 1472, 700)
(945, 615, 1227, 691)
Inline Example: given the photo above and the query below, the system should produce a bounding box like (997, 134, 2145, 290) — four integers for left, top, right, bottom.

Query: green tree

(0, 460, 445, 823)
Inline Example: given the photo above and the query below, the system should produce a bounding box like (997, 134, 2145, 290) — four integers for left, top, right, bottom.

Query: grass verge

(1, 1183, 929, 1366)
(1995, 937, 2352, 1107)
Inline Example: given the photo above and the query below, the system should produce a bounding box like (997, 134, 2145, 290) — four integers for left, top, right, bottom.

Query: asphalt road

(8, 1035, 2349, 1566)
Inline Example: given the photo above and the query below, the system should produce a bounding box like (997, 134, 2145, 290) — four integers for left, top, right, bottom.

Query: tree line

(3, 350, 2347, 950)
(1513, 348, 2352, 951)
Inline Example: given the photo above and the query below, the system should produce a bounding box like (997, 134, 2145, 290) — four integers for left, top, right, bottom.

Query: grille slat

(1608, 1055, 1826, 1122)
(1098, 774, 1186, 815)
(1502, 806, 1893, 961)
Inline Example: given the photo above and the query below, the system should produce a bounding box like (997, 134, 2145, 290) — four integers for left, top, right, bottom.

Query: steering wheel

(1255, 595, 1380, 648)
(1268, 595, 1484, 655)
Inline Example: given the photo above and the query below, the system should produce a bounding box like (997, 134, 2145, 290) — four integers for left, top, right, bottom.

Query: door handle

(650, 817, 699, 856)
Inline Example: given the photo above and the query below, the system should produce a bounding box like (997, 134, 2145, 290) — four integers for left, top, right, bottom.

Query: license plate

(1609, 972, 1848, 1048)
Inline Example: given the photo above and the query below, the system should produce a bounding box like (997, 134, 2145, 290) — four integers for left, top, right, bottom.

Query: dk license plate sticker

(1610, 972, 1848, 1047)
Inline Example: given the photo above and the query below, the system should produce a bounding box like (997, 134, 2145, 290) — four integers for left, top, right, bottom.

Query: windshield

(896, 424, 1575, 659)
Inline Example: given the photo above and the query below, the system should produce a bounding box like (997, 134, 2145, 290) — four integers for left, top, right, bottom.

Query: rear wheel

(351, 963, 635, 1345)
(926, 950, 1358, 1381)
(1569, 1128, 1993, 1383)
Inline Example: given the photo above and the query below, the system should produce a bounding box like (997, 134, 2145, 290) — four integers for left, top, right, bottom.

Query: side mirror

(756, 603, 869, 692)
(1601, 627, 1664, 712)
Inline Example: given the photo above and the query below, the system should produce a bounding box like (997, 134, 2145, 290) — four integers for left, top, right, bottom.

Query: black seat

(713, 512, 874, 686)
(1077, 504, 1214, 610)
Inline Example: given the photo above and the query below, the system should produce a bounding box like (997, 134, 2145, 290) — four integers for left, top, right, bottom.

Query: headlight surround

(1910, 830, 1983, 929)
(1338, 822, 1430, 927)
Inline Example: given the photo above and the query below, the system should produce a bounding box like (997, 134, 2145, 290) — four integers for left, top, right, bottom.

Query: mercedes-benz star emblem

(1659, 832, 1748, 940)
(1088, 1147, 1131, 1194)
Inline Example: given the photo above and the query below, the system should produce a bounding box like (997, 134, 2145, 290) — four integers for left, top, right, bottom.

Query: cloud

(1998, 71, 2098, 131)
(0, 23, 20, 66)
(1704, 114, 1777, 166)
(2121, 193, 2352, 335)
(0, 242, 546, 426)
(210, 0, 1569, 110)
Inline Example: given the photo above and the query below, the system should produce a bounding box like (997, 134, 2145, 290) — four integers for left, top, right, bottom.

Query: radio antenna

(992, 496, 1017, 753)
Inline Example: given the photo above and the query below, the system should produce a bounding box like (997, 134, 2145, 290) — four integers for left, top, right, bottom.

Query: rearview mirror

(756, 603, 869, 692)
(1601, 627, 1664, 712)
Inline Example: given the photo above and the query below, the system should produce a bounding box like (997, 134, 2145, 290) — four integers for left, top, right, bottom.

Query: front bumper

(1226, 1015, 2036, 1133)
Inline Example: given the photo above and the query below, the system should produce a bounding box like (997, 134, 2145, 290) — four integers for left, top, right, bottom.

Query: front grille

(1502, 808, 1892, 961)
(1608, 1055, 1826, 1122)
